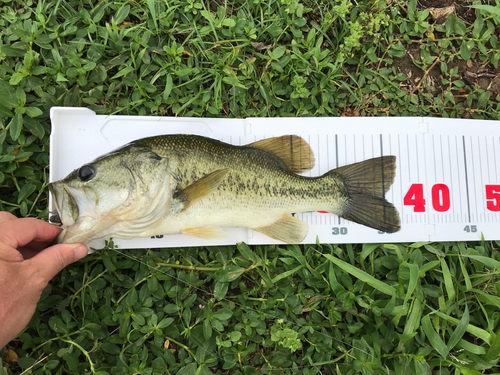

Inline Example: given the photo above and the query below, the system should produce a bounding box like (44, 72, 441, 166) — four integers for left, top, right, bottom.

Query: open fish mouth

(48, 182, 80, 227)
(48, 182, 105, 244)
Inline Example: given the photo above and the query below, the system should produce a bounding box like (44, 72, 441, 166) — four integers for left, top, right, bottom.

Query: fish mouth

(49, 182, 102, 243)
(48, 182, 80, 227)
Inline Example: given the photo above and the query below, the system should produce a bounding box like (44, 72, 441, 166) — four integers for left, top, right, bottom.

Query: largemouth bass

(49, 134, 400, 244)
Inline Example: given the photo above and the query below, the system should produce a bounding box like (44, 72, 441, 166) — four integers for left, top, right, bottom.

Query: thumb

(29, 243, 89, 283)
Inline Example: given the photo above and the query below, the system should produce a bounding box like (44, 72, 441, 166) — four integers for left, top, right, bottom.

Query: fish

(49, 134, 401, 244)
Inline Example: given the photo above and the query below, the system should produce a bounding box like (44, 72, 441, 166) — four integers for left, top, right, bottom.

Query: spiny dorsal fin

(174, 169, 229, 210)
(253, 214, 309, 243)
(182, 227, 229, 239)
(249, 135, 315, 173)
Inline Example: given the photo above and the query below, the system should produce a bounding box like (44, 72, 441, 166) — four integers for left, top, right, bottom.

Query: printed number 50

(486, 185, 500, 212)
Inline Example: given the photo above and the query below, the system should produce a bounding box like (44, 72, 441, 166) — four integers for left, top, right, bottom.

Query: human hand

(0, 212, 88, 348)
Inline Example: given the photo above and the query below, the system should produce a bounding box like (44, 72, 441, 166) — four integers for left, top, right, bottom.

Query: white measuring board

(49, 107, 500, 249)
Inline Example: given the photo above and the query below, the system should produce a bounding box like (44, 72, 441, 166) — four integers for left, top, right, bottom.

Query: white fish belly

(155, 192, 342, 234)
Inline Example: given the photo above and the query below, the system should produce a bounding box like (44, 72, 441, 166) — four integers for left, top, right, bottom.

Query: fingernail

(74, 245, 89, 260)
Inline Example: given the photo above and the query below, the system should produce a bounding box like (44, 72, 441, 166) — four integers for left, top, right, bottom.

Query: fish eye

(78, 165, 95, 182)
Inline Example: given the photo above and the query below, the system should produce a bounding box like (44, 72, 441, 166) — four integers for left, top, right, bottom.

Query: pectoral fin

(253, 214, 308, 243)
(182, 227, 229, 239)
(174, 169, 229, 210)
(249, 135, 315, 173)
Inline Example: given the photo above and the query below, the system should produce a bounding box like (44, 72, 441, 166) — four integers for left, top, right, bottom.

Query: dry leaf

(487, 74, 500, 93)
(6, 349, 19, 362)
(429, 6, 455, 23)
(251, 42, 272, 51)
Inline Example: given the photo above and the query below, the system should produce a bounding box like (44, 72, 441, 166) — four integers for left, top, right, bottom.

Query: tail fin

(333, 156, 401, 233)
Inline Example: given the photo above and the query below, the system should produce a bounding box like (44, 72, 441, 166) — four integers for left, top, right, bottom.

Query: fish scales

(49, 134, 400, 244)
(137, 135, 347, 213)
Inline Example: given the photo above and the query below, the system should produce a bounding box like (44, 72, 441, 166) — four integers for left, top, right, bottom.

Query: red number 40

(404, 183, 450, 212)
(404, 183, 500, 213)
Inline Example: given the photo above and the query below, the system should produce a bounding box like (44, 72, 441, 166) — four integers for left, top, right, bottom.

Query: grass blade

(419, 260, 440, 276)
(472, 288, 500, 309)
(111, 66, 135, 80)
(447, 306, 469, 350)
(409, 242, 429, 248)
(146, 0, 158, 32)
(404, 263, 419, 305)
(360, 243, 379, 265)
(468, 4, 500, 17)
(460, 368, 485, 375)
(433, 311, 491, 344)
(322, 253, 396, 296)
(163, 74, 173, 101)
(422, 315, 449, 358)
(424, 244, 445, 257)
(328, 262, 344, 293)
(440, 258, 455, 303)
(462, 254, 500, 270)
(271, 265, 303, 283)
(458, 255, 472, 291)
(457, 339, 487, 355)
(485, 327, 500, 361)
(402, 298, 422, 337)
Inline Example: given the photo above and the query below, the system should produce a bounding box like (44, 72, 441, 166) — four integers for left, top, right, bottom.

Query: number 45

(464, 225, 477, 233)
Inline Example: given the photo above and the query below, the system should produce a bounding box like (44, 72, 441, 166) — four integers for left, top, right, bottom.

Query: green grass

(1, 0, 500, 373)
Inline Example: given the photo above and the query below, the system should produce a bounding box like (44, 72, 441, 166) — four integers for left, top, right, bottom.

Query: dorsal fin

(249, 135, 315, 173)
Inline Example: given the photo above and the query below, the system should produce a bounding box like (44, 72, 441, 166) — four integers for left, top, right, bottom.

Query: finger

(21, 239, 58, 252)
(18, 239, 65, 259)
(0, 242, 24, 262)
(1, 240, 55, 262)
(17, 247, 39, 260)
(0, 218, 62, 249)
(0, 211, 16, 225)
(28, 242, 89, 283)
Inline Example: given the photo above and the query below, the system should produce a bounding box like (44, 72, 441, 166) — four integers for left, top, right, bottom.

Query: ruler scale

(49, 108, 500, 249)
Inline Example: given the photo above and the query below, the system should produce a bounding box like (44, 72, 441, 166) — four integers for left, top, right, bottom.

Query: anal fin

(182, 227, 229, 239)
(253, 214, 308, 243)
